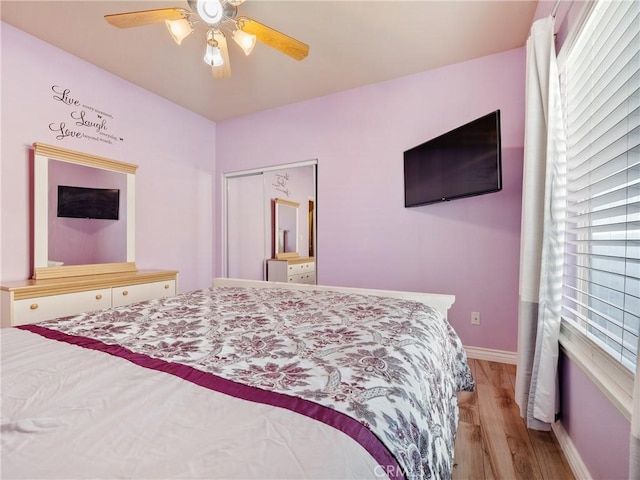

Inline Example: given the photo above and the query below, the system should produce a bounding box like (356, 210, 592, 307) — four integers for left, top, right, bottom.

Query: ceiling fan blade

(212, 32, 232, 79)
(238, 17, 309, 61)
(104, 8, 188, 29)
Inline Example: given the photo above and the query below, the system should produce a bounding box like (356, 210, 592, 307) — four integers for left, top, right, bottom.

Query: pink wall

(0, 23, 216, 293)
(560, 355, 630, 479)
(216, 48, 526, 353)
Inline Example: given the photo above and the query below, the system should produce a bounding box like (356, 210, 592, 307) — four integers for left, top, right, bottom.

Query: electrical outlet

(471, 312, 481, 325)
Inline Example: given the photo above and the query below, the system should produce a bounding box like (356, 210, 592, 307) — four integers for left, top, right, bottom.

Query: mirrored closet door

(226, 172, 267, 280)
(224, 161, 317, 282)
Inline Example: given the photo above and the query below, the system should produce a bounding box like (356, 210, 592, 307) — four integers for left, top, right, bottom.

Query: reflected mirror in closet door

(274, 198, 299, 259)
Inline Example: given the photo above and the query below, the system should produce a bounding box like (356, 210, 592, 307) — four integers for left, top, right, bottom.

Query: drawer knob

(164, 284, 170, 289)
(95, 294, 103, 300)
(122, 290, 129, 296)
(30, 303, 39, 310)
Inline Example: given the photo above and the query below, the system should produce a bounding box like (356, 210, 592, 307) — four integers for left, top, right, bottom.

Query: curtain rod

(551, 0, 561, 18)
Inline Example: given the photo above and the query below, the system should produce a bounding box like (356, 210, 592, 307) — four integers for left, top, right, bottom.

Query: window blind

(560, 0, 640, 371)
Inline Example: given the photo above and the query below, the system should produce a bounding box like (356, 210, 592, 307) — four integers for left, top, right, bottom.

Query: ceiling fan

(104, 0, 309, 79)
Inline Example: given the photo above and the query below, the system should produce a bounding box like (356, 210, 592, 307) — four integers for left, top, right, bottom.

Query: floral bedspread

(36, 286, 474, 480)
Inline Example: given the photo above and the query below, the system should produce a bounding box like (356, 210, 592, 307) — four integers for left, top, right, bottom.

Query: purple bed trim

(18, 324, 405, 480)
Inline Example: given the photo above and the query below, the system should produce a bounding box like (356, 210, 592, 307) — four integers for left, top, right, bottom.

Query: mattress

(1, 285, 474, 479)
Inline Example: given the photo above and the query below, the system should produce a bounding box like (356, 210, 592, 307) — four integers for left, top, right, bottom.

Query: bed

(1, 278, 474, 479)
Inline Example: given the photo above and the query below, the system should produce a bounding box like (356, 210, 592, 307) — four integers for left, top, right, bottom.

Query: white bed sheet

(1, 328, 387, 479)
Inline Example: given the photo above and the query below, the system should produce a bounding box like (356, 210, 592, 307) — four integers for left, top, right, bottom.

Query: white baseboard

(551, 420, 592, 480)
(464, 346, 517, 364)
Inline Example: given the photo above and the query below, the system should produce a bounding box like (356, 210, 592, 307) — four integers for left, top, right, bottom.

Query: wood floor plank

(527, 428, 575, 480)
(458, 388, 480, 425)
(477, 383, 536, 479)
(453, 360, 574, 480)
(474, 381, 513, 477)
(453, 422, 484, 480)
(506, 363, 517, 390)
(482, 440, 498, 480)
(475, 359, 512, 389)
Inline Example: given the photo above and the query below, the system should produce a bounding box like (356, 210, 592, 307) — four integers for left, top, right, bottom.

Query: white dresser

(267, 257, 315, 284)
(0, 270, 178, 327)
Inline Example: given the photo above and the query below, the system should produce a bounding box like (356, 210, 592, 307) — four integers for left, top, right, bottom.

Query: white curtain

(514, 15, 567, 431)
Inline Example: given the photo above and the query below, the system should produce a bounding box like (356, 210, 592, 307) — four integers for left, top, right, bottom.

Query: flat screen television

(404, 110, 502, 207)
(57, 185, 120, 220)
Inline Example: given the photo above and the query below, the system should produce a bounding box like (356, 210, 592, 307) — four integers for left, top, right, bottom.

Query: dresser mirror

(33, 143, 138, 280)
(274, 198, 299, 259)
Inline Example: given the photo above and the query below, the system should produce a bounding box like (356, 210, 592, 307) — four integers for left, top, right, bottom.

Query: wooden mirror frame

(33, 143, 138, 280)
(274, 198, 300, 260)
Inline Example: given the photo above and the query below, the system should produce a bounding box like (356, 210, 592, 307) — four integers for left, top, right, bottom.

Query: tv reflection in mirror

(404, 110, 502, 207)
(57, 185, 120, 220)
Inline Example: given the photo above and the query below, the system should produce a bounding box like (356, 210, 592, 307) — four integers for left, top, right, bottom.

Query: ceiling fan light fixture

(165, 18, 193, 45)
(194, 0, 224, 25)
(204, 44, 224, 66)
(232, 28, 256, 56)
(105, 2, 309, 80)
(204, 32, 224, 67)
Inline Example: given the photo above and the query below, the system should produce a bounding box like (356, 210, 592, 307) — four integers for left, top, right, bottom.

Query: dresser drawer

(288, 261, 315, 275)
(288, 272, 316, 285)
(1, 270, 178, 328)
(13, 288, 112, 326)
(112, 280, 176, 307)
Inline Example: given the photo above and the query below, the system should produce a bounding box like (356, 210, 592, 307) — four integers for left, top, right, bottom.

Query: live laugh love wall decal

(48, 85, 124, 145)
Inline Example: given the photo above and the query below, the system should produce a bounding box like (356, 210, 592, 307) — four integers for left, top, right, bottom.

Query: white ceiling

(0, 0, 538, 122)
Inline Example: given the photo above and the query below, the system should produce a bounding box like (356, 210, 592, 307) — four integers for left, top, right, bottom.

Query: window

(560, 0, 639, 374)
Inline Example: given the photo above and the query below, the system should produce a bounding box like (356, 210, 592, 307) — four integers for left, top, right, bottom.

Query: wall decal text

(273, 173, 291, 197)
(48, 85, 124, 145)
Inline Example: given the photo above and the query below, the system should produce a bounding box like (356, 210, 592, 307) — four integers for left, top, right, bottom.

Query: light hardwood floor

(453, 359, 575, 480)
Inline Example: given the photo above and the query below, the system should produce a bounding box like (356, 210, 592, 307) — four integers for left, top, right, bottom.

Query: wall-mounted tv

(404, 110, 502, 207)
(57, 185, 120, 220)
